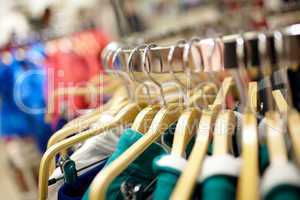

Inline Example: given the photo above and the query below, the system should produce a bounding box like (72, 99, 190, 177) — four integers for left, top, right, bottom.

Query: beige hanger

(87, 43, 188, 199)
(46, 88, 128, 174)
(287, 110, 300, 167)
(39, 46, 192, 199)
(89, 103, 184, 200)
(38, 46, 150, 200)
(272, 90, 288, 113)
(170, 109, 219, 200)
(265, 111, 288, 163)
(170, 39, 206, 157)
(129, 44, 163, 134)
(170, 76, 233, 200)
(272, 90, 300, 167)
(237, 81, 259, 200)
(38, 101, 147, 200)
(212, 110, 236, 156)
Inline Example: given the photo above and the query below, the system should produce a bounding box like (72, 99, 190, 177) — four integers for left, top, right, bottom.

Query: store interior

(0, 0, 300, 200)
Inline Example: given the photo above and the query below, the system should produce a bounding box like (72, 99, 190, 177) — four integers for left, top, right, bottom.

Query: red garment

(45, 29, 110, 125)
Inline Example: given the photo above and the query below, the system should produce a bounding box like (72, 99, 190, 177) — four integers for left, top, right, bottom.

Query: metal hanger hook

(235, 34, 249, 111)
(110, 47, 133, 101)
(168, 39, 189, 108)
(258, 32, 274, 111)
(274, 30, 292, 106)
(142, 43, 167, 107)
(128, 44, 153, 104)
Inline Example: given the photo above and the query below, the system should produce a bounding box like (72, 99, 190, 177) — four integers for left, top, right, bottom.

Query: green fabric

(198, 175, 237, 200)
(265, 184, 300, 200)
(152, 156, 182, 200)
(259, 143, 269, 175)
(82, 128, 167, 200)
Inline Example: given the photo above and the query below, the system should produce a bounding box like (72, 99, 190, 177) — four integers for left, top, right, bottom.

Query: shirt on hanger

(151, 111, 243, 200)
(152, 154, 187, 200)
(197, 155, 241, 200)
(82, 128, 170, 200)
(48, 113, 124, 200)
(262, 162, 300, 200)
(58, 158, 108, 200)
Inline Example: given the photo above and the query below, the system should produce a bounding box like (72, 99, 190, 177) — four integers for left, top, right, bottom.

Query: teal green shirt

(83, 128, 168, 200)
(199, 175, 237, 200)
(265, 184, 300, 200)
(152, 154, 187, 200)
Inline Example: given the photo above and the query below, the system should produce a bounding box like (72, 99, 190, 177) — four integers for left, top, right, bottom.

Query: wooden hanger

(212, 110, 236, 156)
(170, 76, 233, 200)
(46, 87, 128, 174)
(237, 82, 259, 200)
(272, 90, 288, 113)
(170, 39, 213, 157)
(38, 101, 147, 200)
(89, 103, 185, 200)
(272, 90, 300, 167)
(265, 111, 288, 163)
(87, 42, 219, 199)
(170, 109, 220, 200)
(39, 44, 197, 199)
(287, 110, 300, 167)
(38, 46, 152, 199)
(171, 107, 201, 156)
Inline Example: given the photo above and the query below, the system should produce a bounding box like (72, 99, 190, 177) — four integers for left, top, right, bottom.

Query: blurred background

(0, 0, 299, 199)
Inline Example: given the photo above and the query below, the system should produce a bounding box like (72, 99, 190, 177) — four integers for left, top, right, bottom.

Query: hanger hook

(110, 47, 132, 101)
(258, 32, 274, 111)
(184, 37, 204, 72)
(274, 30, 292, 106)
(201, 38, 222, 87)
(142, 43, 167, 107)
(128, 44, 153, 105)
(235, 34, 249, 112)
(183, 37, 205, 108)
(167, 39, 189, 107)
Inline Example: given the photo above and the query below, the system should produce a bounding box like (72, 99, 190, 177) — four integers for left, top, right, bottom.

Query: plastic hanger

(38, 47, 148, 200)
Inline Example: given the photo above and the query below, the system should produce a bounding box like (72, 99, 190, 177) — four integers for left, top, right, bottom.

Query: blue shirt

(58, 158, 108, 200)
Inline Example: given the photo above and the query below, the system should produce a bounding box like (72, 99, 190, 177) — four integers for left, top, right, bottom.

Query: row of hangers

(38, 25, 300, 200)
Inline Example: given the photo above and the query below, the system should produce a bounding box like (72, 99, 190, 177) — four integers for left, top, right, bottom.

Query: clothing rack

(108, 23, 300, 73)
